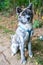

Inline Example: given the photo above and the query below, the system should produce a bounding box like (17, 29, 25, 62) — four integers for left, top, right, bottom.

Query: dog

(11, 3, 34, 64)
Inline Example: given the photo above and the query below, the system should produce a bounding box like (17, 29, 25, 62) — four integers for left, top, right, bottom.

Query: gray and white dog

(11, 3, 34, 64)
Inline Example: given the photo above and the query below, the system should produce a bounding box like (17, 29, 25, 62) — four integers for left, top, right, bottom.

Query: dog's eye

(22, 12, 26, 16)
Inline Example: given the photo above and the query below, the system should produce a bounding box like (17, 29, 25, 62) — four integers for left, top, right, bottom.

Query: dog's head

(16, 3, 33, 24)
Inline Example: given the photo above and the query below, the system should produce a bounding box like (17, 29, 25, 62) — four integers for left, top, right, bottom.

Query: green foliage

(33, 20, 42, 28)
(0, 0, 43, 12)
(3, 0, 10, 9)
(32, 0, 43, 14)
(12, 0, 30, 7)
(0, 0, 12, 11)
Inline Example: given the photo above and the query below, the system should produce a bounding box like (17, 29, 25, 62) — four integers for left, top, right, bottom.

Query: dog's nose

(27, 17, 30, 20)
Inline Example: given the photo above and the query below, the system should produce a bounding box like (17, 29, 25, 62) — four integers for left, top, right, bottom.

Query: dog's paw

(23, 60, 26, 65)
(29, 52, 33, 58)
(11, 53, 14, 56)
(29, 54, 33, 58)
(21, 60, 26, 65)
(11, 52, 16, 56)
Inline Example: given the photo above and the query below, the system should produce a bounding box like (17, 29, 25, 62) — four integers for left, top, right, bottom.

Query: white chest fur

(18, 22, 32, 30)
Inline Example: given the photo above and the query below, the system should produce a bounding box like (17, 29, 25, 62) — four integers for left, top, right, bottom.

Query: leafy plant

(33, 20, 42, 28)
(0, 0, 43, 17)
(0, 0, 12, 11)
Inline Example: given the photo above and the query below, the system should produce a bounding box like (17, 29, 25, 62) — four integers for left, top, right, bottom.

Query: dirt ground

(0, 14, 43, 65)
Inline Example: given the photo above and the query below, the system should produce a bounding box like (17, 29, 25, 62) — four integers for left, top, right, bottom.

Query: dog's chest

(18, 22, 32, 30)
(16, 23, 33, 42)
(23, 31, 29, 41)
(16, 27, 30, 42)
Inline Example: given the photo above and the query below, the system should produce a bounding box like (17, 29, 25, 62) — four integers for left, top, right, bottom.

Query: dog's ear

(16, 7, 22, 15)
(27, 3, 32, 10)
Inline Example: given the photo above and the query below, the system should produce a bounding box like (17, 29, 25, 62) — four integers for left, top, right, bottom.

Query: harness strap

(19, 26, 33, 40)
(19, 26, 33, 35)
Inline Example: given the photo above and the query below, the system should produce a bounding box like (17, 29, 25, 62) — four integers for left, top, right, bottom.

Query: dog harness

(19, 26, 33, 38)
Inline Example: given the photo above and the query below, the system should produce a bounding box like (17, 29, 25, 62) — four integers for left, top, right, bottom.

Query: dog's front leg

(28, 41, 33, 58)
(19, 36, 26, 64)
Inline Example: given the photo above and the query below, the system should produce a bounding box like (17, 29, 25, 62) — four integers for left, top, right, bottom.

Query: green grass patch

(32, 39, 43, 65)
(0, 25, 15, 34)
(34, 55, 43, 65)
(10, 21, 16, 25)
(0, 25, 5, 29)
(32, 39, 43, 52)
(3, 28, 15, 34)
(0, 17, 2, 21)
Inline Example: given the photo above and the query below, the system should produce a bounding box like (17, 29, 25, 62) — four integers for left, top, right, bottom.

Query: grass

(10, 21, 16, 25)
(0, 25, 15, 34)
(0, 16, 2, 21)
(32, 39, 43, 65)
(34, 55, 43, 65)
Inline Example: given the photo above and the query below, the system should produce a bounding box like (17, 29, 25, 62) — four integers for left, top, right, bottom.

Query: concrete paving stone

(0, 45, 8, 53)
(0, 34, 11, 53)
(0, 54, 10, 65)
(3, 47, 22, 65)
(0, 35, 10, 47)
(8, 55, 21, 65)
(3, 48, 11, 60)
